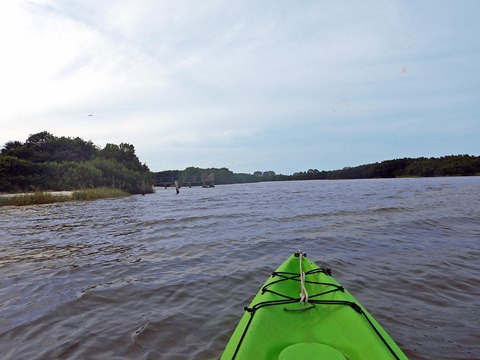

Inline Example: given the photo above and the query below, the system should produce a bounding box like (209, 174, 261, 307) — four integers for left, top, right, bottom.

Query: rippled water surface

(1, 178, 479, 359)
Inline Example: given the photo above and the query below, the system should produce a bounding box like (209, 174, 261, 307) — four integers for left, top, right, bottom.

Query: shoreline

(0, 188, 129, 207)
(0, 191, 74, 198)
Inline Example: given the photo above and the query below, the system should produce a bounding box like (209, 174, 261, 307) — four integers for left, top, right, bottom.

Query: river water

(0, 177, 479, 359)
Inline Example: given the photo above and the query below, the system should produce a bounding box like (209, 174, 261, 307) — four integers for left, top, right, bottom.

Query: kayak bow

(221, 252, 408, 360)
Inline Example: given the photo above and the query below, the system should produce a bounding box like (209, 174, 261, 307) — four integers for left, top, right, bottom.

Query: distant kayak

(221, 252, 408, 359)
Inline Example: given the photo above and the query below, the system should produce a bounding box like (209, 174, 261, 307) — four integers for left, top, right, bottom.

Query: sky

(1, 0, 479, 174)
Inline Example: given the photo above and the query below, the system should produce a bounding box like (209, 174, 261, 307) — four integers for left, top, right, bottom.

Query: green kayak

(221, 252, 408, 359)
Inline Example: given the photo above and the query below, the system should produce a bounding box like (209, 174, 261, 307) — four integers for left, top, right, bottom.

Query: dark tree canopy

(154, 155, 480, 186)
(291, 155, 480, 180)
(0, 131, 152, 194)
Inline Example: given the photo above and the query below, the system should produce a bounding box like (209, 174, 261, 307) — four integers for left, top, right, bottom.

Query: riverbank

(0, 187, 129, 207)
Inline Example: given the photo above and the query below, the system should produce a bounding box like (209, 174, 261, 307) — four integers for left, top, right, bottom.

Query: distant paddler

(175, 180, 180, 194)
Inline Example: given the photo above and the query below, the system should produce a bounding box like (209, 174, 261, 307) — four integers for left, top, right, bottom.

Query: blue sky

(1, 1, 479, 174)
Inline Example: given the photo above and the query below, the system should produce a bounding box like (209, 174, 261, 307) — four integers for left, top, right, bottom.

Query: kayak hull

(221, 253, 407, 360)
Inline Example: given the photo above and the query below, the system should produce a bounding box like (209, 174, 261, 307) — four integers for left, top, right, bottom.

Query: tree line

(154, 155, 480, 186)
(291, 155, 480, 180)
(0, 131, 153, 194)
(154, 167, 291, 186)
(3, 134, 477, 193)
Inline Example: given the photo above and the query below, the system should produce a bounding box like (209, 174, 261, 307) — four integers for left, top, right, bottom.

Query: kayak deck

(221, 252, 407, 360)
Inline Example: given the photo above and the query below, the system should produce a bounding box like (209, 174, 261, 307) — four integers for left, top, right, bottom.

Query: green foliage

(291, 155, 480, 180)
(155, 167, 263, 185)
(209, 167, 234, 184)
(44, 161, 104, 189)
(0, 155, 44, 191)
(153, 155, 479, 188)
(98, 143, 148, 172)
(0, 131, 153, 194)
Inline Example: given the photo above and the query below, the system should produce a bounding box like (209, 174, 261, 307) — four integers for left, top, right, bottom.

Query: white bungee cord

(298, 251, 309, 304)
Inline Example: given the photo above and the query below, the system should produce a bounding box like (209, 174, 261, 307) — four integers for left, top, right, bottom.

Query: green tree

(0, 132, 153, 193)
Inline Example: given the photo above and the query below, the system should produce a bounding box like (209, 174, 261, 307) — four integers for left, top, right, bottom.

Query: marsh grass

(0, 192, 70, 206)
(0, 187, 128, 207)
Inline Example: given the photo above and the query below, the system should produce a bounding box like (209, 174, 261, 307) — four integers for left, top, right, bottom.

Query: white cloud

(1, 1, 479, 173)
(0, 1, 167, 121)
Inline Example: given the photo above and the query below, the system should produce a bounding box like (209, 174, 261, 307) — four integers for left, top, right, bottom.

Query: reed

(0, 192, 70, 206)
(0, 187, 128, 207)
